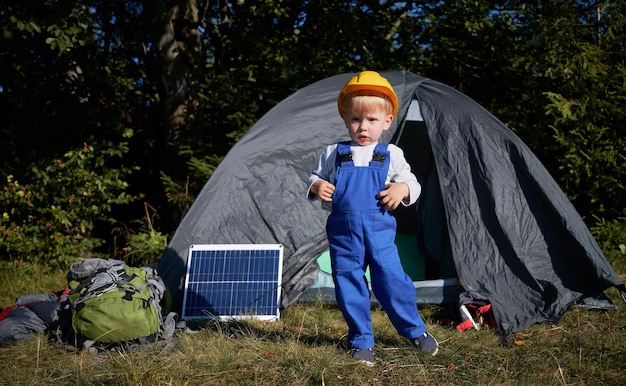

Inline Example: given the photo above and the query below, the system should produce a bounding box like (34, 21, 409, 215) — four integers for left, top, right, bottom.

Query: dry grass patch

(1, 265, 626, 385)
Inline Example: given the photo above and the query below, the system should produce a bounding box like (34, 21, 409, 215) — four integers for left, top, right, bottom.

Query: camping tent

(157, 70, 625, 339)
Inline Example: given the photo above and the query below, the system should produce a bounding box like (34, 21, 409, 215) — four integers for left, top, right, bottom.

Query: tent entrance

(394, 99, 457, 280)
(314, 233, 426, 281)
(304, 235, 459, 305)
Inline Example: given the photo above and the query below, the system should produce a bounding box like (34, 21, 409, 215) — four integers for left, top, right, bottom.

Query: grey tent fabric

(157, 70, 625, 339)
(412, 79, 625, 337)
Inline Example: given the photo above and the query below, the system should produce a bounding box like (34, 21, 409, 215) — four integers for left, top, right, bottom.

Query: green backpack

(67, 260, 176, 345)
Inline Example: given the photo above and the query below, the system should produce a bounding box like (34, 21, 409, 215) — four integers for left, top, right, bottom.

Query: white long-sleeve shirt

(307, 142, 421, 211)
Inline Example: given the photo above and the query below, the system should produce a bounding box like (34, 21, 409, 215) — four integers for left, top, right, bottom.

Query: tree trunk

(145, 0, 202, 140)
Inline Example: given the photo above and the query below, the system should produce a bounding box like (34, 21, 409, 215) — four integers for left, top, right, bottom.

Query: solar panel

(182, 244, 284, 321)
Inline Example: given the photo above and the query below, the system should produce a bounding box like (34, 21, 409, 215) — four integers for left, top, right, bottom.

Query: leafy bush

(0, 142, 136, 269)
(542, 32, 626, 221)
(112, 203, 169, 267)
(125, 228, 168, 267)
(591, 216, 626, 274)
(160, 152, 223, 222)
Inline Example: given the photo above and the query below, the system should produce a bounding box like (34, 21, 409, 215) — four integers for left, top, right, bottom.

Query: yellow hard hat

(337, 71, 398, 118)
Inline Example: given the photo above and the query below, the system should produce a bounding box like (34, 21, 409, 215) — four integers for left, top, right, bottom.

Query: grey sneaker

(349, 348, 375, 366)
(414, 332, 439, 356)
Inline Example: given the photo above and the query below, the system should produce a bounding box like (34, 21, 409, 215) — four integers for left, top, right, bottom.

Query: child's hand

(377, 183, 409, 211)
(311, 180, 335, 203)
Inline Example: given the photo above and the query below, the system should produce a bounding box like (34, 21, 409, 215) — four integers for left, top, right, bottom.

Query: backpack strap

(72, 265, 127, 304)
(142, 266, 178, 339)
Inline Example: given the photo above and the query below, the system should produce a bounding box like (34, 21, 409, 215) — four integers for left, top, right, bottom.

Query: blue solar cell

(182, 244, 284, 321)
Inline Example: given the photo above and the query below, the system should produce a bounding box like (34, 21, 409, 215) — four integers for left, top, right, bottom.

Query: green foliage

(125, 228, 168, 267)
(3, 0, 626, 248)
(0, 142, 136, 269)
(119, 203, 170, 267)
(592, 217, 626, 273)
(44, 5, 93, 52)
(160, 153, 223, 220)
(541, 8, 626, 219)
(9, 15, 42, 34)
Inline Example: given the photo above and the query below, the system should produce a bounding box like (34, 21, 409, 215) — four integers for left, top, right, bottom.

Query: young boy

(307, 71, 438, 366)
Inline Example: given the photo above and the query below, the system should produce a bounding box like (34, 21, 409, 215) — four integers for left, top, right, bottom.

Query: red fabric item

(456, 303, 497, 332)
(0, 306, 19, 323)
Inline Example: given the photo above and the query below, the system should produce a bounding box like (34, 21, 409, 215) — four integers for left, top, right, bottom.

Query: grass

(1, 262, 626, 385)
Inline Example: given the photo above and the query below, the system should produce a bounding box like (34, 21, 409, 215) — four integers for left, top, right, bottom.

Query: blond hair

(341, 94, 394, 117)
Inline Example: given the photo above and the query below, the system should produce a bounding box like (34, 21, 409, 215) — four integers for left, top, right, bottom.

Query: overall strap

(371, 143, 389, 164)
(336, 142, 390, 168)
(335, 141, 353, 170)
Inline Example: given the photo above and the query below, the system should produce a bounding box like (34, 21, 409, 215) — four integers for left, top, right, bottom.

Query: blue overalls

(326, 141, 426, 349)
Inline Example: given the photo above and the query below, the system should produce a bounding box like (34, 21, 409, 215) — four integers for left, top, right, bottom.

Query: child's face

(343, 108, 393, 146)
